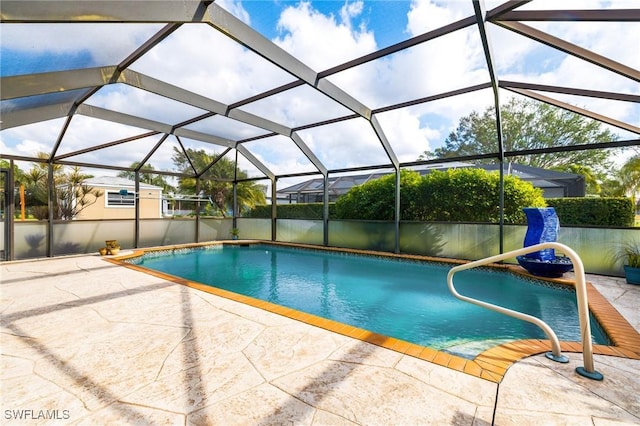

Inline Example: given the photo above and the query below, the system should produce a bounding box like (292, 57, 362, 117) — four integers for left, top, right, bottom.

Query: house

(480, 163, 585, 198)
(75, 177, 163, 220)
(277, 163, 585, 203)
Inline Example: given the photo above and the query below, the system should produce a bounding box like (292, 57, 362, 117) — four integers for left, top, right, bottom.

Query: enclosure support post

(47, 162, 54, 257)
(323, 174, 329, 246)
(134, 171, 140, 248)
(233, 150, 239, 237)
(271, 178, 277, 242)
(195, 178, 200, 243)
(394, 169, 400, 253)
(233, 181, 238, 231)
(5, 162, 15, 261)
(473, 0, 505, 254)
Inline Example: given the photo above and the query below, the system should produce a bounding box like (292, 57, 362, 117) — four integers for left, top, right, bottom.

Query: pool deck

(2, 252, 639, 425)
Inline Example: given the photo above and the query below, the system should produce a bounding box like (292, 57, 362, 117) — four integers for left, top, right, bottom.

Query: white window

(106, 190, 135, 207)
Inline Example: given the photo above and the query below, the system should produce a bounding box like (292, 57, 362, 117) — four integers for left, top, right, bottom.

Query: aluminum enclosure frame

(1, 1, 639, 258)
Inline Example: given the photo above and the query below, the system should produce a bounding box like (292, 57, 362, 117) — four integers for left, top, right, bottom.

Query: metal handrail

(447, 242, 603, 380)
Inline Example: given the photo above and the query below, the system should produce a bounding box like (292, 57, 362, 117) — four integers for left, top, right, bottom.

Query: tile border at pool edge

(105, 241, 640, 383)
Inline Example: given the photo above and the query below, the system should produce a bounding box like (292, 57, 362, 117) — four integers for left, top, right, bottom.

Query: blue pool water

(135, 244, 608, 357)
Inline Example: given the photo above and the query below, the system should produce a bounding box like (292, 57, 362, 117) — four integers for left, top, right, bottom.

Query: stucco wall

(76, 188, 162, 219)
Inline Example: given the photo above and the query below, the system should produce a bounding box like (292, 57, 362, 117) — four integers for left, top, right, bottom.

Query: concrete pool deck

(2, 253, 639, 425)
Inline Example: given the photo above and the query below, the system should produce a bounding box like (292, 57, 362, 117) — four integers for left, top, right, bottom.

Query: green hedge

(245, 205, 270, 218)
(546, 197, 634, 227)
(245, 179, 635, 227)
(335, 168, 546, 224)
(245, 203, 334, 219)
(334, 170, 421, 221)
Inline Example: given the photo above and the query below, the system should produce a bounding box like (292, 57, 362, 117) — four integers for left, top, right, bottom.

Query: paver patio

(2, 254, 639, 425)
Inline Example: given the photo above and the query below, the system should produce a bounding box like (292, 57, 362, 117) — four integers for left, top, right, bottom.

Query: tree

(620, 155, 640, 200)
(599, 154, 640, 202)
(334, 170, 421, 220)
(411, 168, 545, 223)
(117, 162, 175, 193)
(334, 168, 545, 224)
(20, 154, 101, 220)
(420, 98, 616, 173)
(0, 160, 23, 182)
(0, 160, 25, 219)
(599, 178, 625, 197)
(172, 147, 266, 217)
(56, 166, 103, 220)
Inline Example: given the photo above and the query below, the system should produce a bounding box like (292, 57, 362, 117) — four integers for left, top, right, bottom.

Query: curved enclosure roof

(1, 1, 639, 183)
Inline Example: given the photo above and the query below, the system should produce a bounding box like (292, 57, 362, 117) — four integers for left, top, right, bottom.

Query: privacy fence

(8, 218, 636, 277)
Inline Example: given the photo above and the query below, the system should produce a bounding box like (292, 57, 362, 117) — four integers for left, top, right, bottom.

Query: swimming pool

(131, 243, 608, 358)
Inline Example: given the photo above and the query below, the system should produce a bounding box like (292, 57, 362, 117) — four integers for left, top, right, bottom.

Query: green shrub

(245, 204, 271, 218)
(409, 168, 545, 223)
(546, 197, 634, 227)
(334, 168, 545, 223)
(245, 203, 334, 219)
(335, 170, 422, 220)
(503, 174, 548, 223)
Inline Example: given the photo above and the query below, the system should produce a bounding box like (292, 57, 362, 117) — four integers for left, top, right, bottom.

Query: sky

(1, 0, 639, 186)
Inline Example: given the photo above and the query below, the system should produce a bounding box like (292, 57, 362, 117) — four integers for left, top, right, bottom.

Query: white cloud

(62, 116, 140, 150)
(243, 135, 319, 176)
(11, 138, 51, 158)
(240, 84, 354, 129)
(2, 23, 161, 67)
(216, 0, 252, 26)
(297, 117, 392, 169)
(268, 1, 491, 165)
(1, 119, 66, 157)
(86, 85, 207, 125)
(406, 0, 471, 35)
(130, 24, 293, 104)
(274, 1, 377, 70)
(375, 109, 440, 163)
(341, 1, 364, 22)
(488, 15, 639, 129)
(2, 0, 637, 178)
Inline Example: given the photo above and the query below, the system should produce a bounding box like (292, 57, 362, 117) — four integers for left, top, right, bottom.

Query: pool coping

(106, 240, 640, 383)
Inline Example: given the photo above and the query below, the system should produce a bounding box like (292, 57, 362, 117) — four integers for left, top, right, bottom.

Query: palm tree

(21, 154, 101, 220)
(56, 166, 102, 220)
(235, 181, 268, 215)
(599, 178, 625, 197)
(117, 162, 175, 193)
(172, 147, 266, 217)
(620, 154, 640, 210)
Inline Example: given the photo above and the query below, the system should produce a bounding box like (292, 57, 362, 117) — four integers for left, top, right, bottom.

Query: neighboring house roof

(279, 162, 473, 197)
(479, 164, 584, 192)
(480, 163, 580, 180)
(277, 163, 585, 197)
(84, 177, 163, 191)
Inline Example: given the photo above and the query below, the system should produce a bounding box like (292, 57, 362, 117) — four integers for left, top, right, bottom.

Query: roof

(84, 176, 162, 191)
(277, 163, 583, 195)
(1, 2, 638, 183)
(480, 164, 583, 189)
